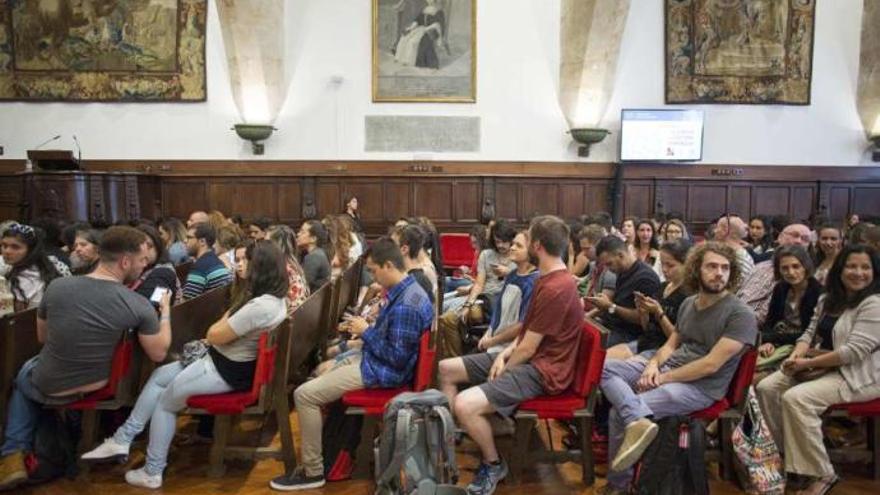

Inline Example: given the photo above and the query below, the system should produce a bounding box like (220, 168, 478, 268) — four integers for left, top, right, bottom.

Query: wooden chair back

(0, 309, 39, 431)
(175, 260, 194, 282)
(287, 282, 333, 386)
(169, 285, 230, 356)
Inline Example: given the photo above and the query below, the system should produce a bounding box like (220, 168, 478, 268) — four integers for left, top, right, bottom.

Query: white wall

(0, 0, 872, 165)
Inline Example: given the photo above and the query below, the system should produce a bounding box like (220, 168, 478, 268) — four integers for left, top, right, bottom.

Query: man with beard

(181, 222, 232, 300)
(444, 216, 583, 495)
(599, 242, 757, 495)
(0, 227, 171, 490)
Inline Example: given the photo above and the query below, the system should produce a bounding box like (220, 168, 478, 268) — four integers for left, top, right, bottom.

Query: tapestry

(665, 0, 815, 105)
(0, 0, 206, 102)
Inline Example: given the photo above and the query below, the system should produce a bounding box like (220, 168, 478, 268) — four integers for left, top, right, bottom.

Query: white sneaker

(81, 437, 130, 462)
(125, 467, 163, 489)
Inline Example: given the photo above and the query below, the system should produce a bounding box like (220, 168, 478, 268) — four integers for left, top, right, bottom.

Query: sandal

(798, 474, 840, 495)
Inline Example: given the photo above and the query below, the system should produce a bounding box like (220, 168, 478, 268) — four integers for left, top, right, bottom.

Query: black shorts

(461, 352, 545, 417)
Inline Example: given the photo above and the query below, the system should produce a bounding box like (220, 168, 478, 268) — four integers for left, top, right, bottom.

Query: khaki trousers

(293, 355, 364, 476)
(756, 370, 880, 477)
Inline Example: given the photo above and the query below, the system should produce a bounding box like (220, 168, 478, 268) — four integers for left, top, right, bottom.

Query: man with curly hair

(599, 242, 758, 494)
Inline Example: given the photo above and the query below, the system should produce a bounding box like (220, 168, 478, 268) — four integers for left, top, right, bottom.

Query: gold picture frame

(372, 0, 476, 103)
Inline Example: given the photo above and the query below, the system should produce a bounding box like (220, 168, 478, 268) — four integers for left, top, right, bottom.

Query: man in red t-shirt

(440, 215, 583, 495)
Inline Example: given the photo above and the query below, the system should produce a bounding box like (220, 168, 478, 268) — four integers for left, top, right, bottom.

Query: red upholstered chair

(341, 328, 435, 476)
(509, 320, 607, 486)
(65, 333, 139, 471)
(689, 346, 759, 481)
(439, 233, 476, 272)
(185, 323, 296, 477)
(828, 398, 880, 479)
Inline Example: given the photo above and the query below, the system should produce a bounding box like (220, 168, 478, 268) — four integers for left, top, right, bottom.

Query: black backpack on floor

(632, 415, 709, 495)
(24, 409, 79, 484)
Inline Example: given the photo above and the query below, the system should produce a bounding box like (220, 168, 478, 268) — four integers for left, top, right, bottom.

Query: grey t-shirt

(215, 294, 288, 362)
(302, 248, 331, 292)
(664, 293, 757, 400)
(34, 276, 159, 395)
(477, 249, 516, 296)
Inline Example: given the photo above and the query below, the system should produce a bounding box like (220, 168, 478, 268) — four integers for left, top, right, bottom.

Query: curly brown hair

(682, 241, 743, 294)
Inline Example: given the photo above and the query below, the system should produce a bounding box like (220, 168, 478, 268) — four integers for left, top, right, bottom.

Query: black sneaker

(269, 467, 326, 491)
(466, 459, 508, 495)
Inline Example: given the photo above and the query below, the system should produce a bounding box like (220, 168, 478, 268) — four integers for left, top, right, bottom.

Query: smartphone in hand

(149, 287, 170, 306)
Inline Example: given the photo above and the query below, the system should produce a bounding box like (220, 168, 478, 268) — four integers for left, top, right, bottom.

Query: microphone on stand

(72, 135, 82, 165)
(25, 135, 61, 171)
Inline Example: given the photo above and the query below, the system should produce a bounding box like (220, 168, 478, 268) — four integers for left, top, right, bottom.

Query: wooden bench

(168, 285, 230, 356)
(287, 283, 334, 387)
(174, 260, 194, 284)
(0, 308, 40, 435)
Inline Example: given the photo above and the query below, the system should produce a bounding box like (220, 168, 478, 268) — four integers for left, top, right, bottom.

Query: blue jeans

(600, 354, 715, 489)
(111, 357, 231, 475)
(1, 356, 81, 456)
(444, 277, 471, 292)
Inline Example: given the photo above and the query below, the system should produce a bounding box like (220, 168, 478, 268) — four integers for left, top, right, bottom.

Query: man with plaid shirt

(270, 237, 433, 491)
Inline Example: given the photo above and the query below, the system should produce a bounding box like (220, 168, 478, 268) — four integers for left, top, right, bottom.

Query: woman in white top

(82, 241, 289, 489)
(0, 223, 70, 310)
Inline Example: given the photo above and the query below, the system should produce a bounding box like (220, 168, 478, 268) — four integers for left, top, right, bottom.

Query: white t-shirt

(216, 294, 288, 362)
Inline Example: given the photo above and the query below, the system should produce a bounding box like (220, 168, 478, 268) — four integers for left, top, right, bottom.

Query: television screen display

(620, 109, 704, 162)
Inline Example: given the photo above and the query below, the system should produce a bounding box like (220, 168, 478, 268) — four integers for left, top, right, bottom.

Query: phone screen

(150, 287, 169, 304)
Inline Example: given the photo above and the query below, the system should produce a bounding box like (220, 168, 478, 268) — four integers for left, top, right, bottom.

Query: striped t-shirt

(182, 250, 232, 300)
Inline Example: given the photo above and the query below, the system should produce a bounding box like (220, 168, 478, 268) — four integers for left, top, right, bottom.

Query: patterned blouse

(286, 262, 309, 316)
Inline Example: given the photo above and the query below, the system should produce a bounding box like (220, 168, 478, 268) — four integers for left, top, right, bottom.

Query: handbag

(732, 387, 786, 495)
(180, 339, 210, 367)
(792, 348, 832, 383)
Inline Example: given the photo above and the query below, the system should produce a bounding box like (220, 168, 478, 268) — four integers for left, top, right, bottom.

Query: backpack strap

(432, 405, 459, 483)
(377, 407, 415, 486)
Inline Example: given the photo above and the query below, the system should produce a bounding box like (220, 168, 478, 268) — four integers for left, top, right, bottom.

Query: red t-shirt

(517, 268, 583, 394)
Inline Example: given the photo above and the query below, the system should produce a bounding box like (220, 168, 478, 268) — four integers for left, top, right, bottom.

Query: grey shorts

(462, 352, 546, 417)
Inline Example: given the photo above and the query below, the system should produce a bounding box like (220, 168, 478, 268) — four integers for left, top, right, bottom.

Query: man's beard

(700, 278, 727, 294)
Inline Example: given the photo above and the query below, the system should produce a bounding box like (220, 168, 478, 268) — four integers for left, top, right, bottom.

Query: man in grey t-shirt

(0, 227, 171, 491)
(599, 242, 757, 493)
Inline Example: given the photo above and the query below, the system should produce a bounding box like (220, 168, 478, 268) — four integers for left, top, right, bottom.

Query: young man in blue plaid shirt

(270, 238, 433, 491)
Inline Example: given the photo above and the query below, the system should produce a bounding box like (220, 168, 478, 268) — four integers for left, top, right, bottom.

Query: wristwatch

(608, 304, 617, 314)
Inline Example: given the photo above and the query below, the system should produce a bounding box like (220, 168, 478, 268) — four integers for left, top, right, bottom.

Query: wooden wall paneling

(521, 181, 559, 219)
(88, 175, 107, 224)
(0, 176, 21, 221)
(136, 176, 161, 221)
(277, 179, 302, 224)
(162, 180, 207, 220)
(341, 181, 384, 222)
(453, 179, 480, 224)
(853, 185, 880, 219)
(688, 183, 728, 225)
(584, 182, 611, 215)
(316, 180, 341, 218)
(827, 186, 852, 223)
(480, 178, 496, 223)
(494, 181, 519, 220)
(559, 183, 586, 219)
(103, 175, 123, 224)
(791, 185, 817, 222)
(655, 183, 688, 218)
(383, 181, 412, 223)
(207, 182, 237, 218)
(236, 182, 279, 219)
(752, 186, 791, 218)
(622, 181, 654, 220)
(728, 186, 752, 220)
(26, 174, 88, 221)
(413, 180, 454, 223)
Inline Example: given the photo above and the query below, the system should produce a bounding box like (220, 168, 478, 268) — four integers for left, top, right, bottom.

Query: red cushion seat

(518, 393, 586, 420)
(830, 398, 880, 416)
(440, 233, 476, 270)
(67, 338, 134, 410)
(342, 387, 410, 415)
(690, 398, 730, 421)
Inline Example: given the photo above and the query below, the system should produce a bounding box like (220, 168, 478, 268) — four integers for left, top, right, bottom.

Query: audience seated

(267, 225, 310, 315)
(0, 227, 169, 492)
(70, 227, 102, 275)
(30, 218, 70, 268)
(756, 244, 880, 494)
(633, 219, 661, 274)
(747, 215, 775, 264)
(0, 223, 70, 311)
(575, 224, 617, 318)
(159, 218, 189, 265)
(187, 211, 209, 229)
(737, 222, 812, 324)
(246, 217, 272, 241)
(438, 215, 582, 495)
(660, 218, 690, 243)
(296, 220, 332, 292)
(82, 241, 289, 489)
(269, 238, 433, 491)
(324, 214, 355, 278)
(343, 195, 364, 235)
(619, 217, 636, 246)
(756, 246, 822, 371)
(812, 224, 844, 286)
(713, 214, 755, 278)
(215, 224, 244, 272)
(182, 223, 233, 300)
(441, 219, 516, 318)
(591, 236, 661, 349)
(600, 242, 757, 494)
(390, 224, 435, 298)
(129, 224, 183, 306)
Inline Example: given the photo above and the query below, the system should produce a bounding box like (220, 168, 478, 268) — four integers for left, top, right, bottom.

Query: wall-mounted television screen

(620, 109, 704, 162)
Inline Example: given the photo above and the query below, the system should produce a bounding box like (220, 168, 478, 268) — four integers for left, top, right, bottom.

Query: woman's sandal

(799, 474, 840, 495)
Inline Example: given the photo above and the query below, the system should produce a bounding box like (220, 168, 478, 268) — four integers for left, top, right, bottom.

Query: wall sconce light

(568, 128, 610, 157)
(872, 135, 880, 162)
(233, 124, 276, 155)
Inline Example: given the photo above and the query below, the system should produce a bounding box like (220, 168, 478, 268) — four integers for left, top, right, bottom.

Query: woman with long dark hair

(0, 223, 70, 310)
(812, 224, 844, 286)
(158, 218, 189, 265)
(633, 219, 660, 267)
(747, 215, 774, 263)
(343, 195, 364, 234)
(757, 245, 880, 494)
(129, 224, 182, 306)
(82, 241, 289, 489)
(267, 225, 309, 315)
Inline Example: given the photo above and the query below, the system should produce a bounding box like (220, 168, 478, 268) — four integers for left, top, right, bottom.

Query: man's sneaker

(610, 417, 658, 472)
(81, 437, 130, 463)
(125, 467, 163, 489)
(0, 451, 27, 491)
(466, 458, 508, 495)
(269, 467, 326, 491)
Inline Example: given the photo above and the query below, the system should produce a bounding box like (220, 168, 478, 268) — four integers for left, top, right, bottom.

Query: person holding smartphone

(129, 224, 182, 307)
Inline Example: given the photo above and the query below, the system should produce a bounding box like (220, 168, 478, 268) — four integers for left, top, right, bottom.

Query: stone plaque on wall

(365, 116, 480, 152)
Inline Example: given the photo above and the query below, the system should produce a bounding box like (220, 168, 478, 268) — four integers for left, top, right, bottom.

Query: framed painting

(0, 0, 207, 102)
(665, 0, 815, 105)
(372, 0, 476, 103)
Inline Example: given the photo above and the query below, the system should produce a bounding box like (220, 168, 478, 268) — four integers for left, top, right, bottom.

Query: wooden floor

(19, 413, 880, 495)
